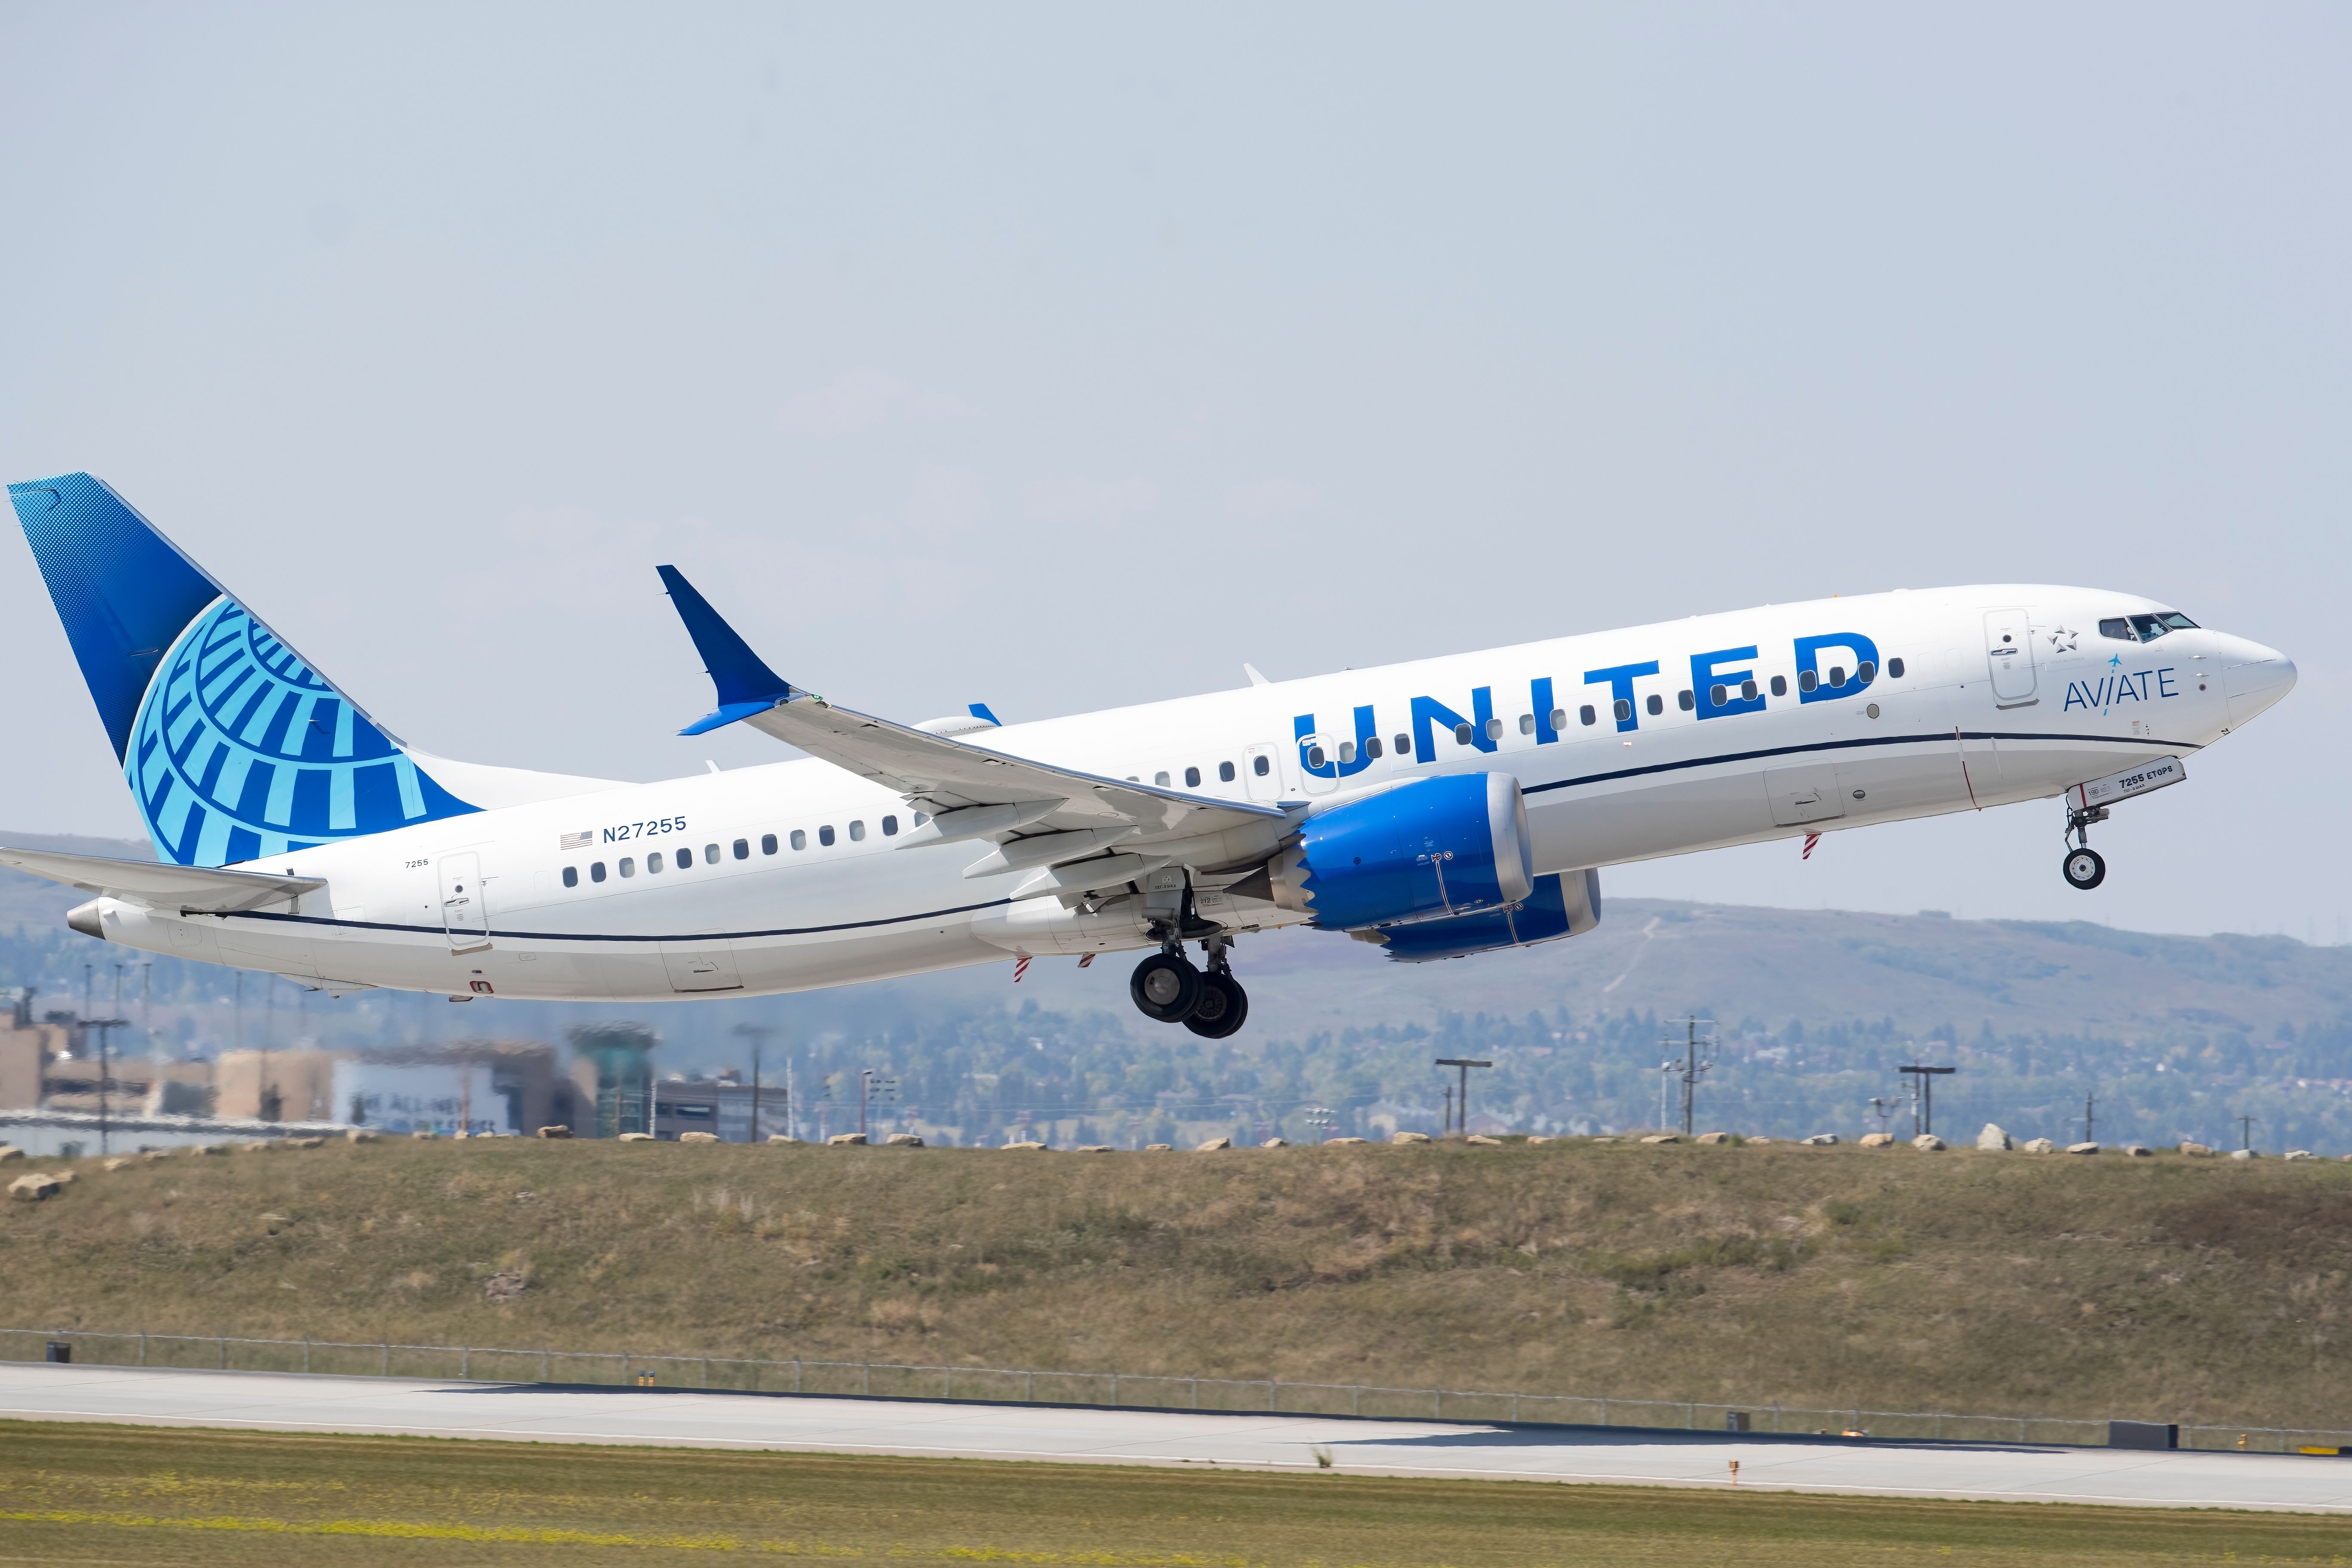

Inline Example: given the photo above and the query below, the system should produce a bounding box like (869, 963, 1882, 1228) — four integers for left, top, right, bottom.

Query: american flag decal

(559, 830, 593, 851)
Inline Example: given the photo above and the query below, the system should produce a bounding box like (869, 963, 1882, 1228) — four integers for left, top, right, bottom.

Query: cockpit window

(2100, 612, 2198, 643)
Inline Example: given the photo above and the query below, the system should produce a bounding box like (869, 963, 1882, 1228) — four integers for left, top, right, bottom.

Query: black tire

(1130, 951, 1203, 1023)
(2062, 847, 2106, 891)
(1184, 972, 1250, 1039)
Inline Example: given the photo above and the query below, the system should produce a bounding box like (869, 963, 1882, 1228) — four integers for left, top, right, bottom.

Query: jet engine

(1240, 771, 1534, 931)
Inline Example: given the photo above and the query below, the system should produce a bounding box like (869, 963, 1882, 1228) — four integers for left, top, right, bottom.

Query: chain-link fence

(7, 1326, 2345, 1455)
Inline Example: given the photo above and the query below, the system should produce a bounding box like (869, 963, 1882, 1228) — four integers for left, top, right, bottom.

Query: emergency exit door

(1984, 608, 2038, 705)
(438, 852, 490, 953)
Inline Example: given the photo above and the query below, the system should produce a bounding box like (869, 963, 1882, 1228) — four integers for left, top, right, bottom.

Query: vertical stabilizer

(10, 473, 480, 867)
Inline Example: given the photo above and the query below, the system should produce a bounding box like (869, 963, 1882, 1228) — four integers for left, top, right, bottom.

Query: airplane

(4, 472, 2297, 1036)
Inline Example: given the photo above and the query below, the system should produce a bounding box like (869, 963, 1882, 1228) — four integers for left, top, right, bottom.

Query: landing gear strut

(1128, 928, 1250, 1036)
(2062, 804, 2109, 891)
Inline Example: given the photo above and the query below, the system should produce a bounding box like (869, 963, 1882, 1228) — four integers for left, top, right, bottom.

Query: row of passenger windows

(1130, 756, 1275, 788)
(1298, 658, 1908, 764)
(560, 812, 925, 888)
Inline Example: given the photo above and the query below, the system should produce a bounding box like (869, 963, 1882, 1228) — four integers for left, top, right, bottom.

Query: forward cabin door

(1243, 744, 1283, 803)
(438, 852, 490, 954)
(1984, 608, 2038, 707)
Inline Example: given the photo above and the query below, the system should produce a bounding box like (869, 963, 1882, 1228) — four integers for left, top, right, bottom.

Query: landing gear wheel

(1130, 951, 1203, 1023)
(2062, 847, 2107, 890)
(1183, 971, 1250, 1039)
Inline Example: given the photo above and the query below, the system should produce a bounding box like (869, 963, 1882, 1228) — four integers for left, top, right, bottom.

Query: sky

(1, 3, 2344, 940)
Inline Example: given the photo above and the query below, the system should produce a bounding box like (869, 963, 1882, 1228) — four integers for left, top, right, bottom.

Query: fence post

(1191, 1378, 1198, 1410)
(1353, 1385, 1360, 1417)
(1687, 1401, 1695, 1430)
(794, 1357, 801, 1394)
(1512, 1392, 1519, 1422)
(702, 1357, 710, 1389)
(1602, 1396, 1609, 1426)
(1026, 1370, 1034, 1402)
(863, 1361, 870, 1396)
(944, 1368, 952, 1400)
(542, 1346, 550, 1383)
(219, 1336, 227, 1369)
(1434, 1389, 1442, 1420)
(461, 1346, 469, 1380)
(1269, 1378, 1277, 1413)
(140, 1331, 147, 1368)
(380, 1343, 388, 1377)
(1112, 1374, 1119, 1407)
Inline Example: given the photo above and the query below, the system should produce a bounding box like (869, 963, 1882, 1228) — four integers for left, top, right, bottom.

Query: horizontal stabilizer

(0, 845, 323, 913)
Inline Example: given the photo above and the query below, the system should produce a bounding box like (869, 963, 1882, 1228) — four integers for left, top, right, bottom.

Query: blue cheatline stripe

(1519, 729, 2200, 796)
(225, 896, 1020, 945)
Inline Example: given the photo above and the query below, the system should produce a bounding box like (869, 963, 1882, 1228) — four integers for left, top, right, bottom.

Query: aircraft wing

(656, 565, 1288, 848)
(0, 845, 324, 913)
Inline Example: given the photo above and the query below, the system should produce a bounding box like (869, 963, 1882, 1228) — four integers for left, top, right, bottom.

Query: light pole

(1898, 1063, 1954, 1137)
(1433, 1058, 1491, 1136)
(733, 1023, 777, 1142)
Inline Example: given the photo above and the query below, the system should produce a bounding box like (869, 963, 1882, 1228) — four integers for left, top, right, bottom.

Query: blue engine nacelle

(1367, 869, 1603, 962)
(1259, 771, 1535, 931)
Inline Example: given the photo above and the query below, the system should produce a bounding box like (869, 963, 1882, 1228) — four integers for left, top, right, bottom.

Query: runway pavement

(3, 1361, 2348, 1513)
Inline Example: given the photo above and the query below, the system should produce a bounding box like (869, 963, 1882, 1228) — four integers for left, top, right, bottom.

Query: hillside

(5, 1135, 2350, 1433)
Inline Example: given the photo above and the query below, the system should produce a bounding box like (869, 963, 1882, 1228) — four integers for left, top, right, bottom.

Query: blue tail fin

(10, 473, 478, 867)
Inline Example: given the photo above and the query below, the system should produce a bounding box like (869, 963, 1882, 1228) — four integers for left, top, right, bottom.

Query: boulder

(1195, 1136, 1232, 1152)
(2022, 1138, 2056, 1154)
(197, 1143, 231, 1155)
(103, 1157, 133, 1172)
(408, 1130, 436, 1140)
(346, 1130, 381, 1143)
(1694, 1132, 1731, 1145)
(2285, 1149, 2317, 1162)
(1800, 1133, 1838, 1146)
(1911, 1134, 1946, 1152)
(1392, 1131, 1432, 1144)
(9, 1173, 61, 1201)
(827, 1132, 868, 1146)
(2125, 1144, 2154, 1158)
(766, 1134, 799, 1144)
(1326, 1136, 1367, 1145)
(1745, 1136, 1776, 1145)
(140, 1149, 171, 1162)
(2180, 1142, 2213, 1157)
(536, 1126, 573, 1139)
(2231, 1148, 2259, 1161)
(48, 1170, 76, 1185)
(1261, 1137, 1289, 1148)
(290, 1136, 324, 1148)
(240, 1140, 273, 1153)
(1003, 1140, 1047, 1151)
(0, 1147, 21, 1164)
(1464, 1134, 1502, 1146)
(1589, 1136, 1620, 1143)
(2066, 1142, 2101, 1155)
(1144, 1143, 1173, 1151)
(1074, 1144, 1113, 1153)
(1639, 1133, 1680, 1145)
(680, 1131, 720, 1144)
(1977, 1124, 2012, 1152)
(885, 1133, 925, 1147)
(1859, 1133, 1896, 1148)
(618, 1132, 655, 1142)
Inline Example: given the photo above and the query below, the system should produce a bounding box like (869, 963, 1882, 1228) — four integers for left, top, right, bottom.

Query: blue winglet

(658, 565, 797, 735)
(968, 702, 1001, 726)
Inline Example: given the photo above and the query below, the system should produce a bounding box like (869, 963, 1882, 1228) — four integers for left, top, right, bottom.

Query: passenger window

(1740, 680, 1757, 701)
(1452, 723, 1474, 746)
(562, 865, 579, 888)
(676, 847, 692, 869)
(1771, 675, 1788, 697)
(1365, 737, 1383, 760)
(619, 857, 636, 878)
(1550, 707, 1568, 731)
(1645, 694, 1663, 717)
(1253, 755, 1271, 776)
(1337, 741, 1355, 765)
(1580, 705, 1596, 726)
(1485, 717, 1503, 740)
(1886, 658, 1905, 679)
(2099, 618, 2133, 641)
(1155, 771, 1170, 786)
(1185, 766, 1200, 787)
(704, 842, 720, 863)
(1828, 666, 1847, 688)
(591, 861, 607, 883)
(732, 838, 749, 859)
(1677, 690, 1694, 711)
(1856, 660, 1876, 683)
(882, 815, 898, 836)
(762, 833, 778, 854)
(789, 830, 805, 851)
(1798, 670, 1818, 693)
(1219, 761, 1236, 782)
(648, 851, 664, 873)
(1710, 684, 1727, 707)
(1393, 733, 1411, 756)
(818, 825, 836, 847)
(849, 821, 866, 842)
(1307, 744, 1327, 768)
(1519, 714, 1534, 735)
(1612, 698, 1631, 722)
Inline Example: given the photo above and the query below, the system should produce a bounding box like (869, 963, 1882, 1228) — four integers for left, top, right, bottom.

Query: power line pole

(1898, 1063, 1955, 1137)
(733, 1023, 777, 1142)
(2239, 1114, 2257, 1153)
(1441, 1082, 1453, 1135)
(2084, 1090, 2095, 1145)
(1433, 1058, 1491, 1136)
(1659, 1018, 1715, 1137)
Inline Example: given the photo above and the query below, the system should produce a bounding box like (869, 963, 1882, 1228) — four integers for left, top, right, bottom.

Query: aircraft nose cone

(2223, 644, 2297, 729)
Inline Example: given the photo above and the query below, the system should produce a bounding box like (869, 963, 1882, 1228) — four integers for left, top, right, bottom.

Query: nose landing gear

(2062, 803, 2110, 891)
(1128, 930, 1250, 1036)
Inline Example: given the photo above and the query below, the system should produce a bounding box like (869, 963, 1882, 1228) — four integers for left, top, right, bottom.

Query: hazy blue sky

(2, 5, 2343, 939)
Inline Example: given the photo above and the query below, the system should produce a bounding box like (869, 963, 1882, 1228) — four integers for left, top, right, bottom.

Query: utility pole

(2084, 1090, 2096, 1145)
(1441, 1082, 1453, 1135)
(1433, 1058, 1491, 1136)
(861, 1068, 872, 1137)
(1660, 1018, 1715, 1137)
(2239, 1114, 2257, 1153)
(1898, 1063, 1955, 1137)
(733, 1023, 777, 1142)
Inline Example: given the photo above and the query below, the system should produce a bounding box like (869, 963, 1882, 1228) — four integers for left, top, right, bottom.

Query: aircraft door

(438, 852, 491, 953)
(1984, 608, 2037, 705)
(1297, 733, 1340, 796)
(1764, 765, 1847, 827)
(1243, 744, 1283, 802)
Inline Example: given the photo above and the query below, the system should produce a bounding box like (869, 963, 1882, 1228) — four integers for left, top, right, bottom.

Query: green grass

(0, 1418, 2344, 1566)
(5, 1136, 2351, 1427)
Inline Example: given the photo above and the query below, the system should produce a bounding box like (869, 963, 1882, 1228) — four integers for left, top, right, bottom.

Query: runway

(3, 1361, 2348, 1513)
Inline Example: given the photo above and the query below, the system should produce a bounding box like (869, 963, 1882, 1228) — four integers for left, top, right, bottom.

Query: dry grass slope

(3, 1136, 2346, 1427)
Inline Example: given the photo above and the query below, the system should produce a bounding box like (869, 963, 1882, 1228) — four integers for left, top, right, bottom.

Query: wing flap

(0, 845, 323, 913)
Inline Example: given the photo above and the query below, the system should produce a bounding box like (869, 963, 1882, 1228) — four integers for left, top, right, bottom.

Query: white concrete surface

(3, 1361, 2348, 1513)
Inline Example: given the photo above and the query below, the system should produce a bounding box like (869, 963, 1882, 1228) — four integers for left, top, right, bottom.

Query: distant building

(653, 1072, 788, 1141)
(216, 1040, 582, 1135)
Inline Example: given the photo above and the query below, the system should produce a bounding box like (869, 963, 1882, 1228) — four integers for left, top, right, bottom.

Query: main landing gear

(1129, 933, 1249, 1038)
(2062, 802, 2109, 891)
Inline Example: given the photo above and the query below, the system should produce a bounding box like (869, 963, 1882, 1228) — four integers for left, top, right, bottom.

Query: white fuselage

(80, 584, 2289, 1001)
